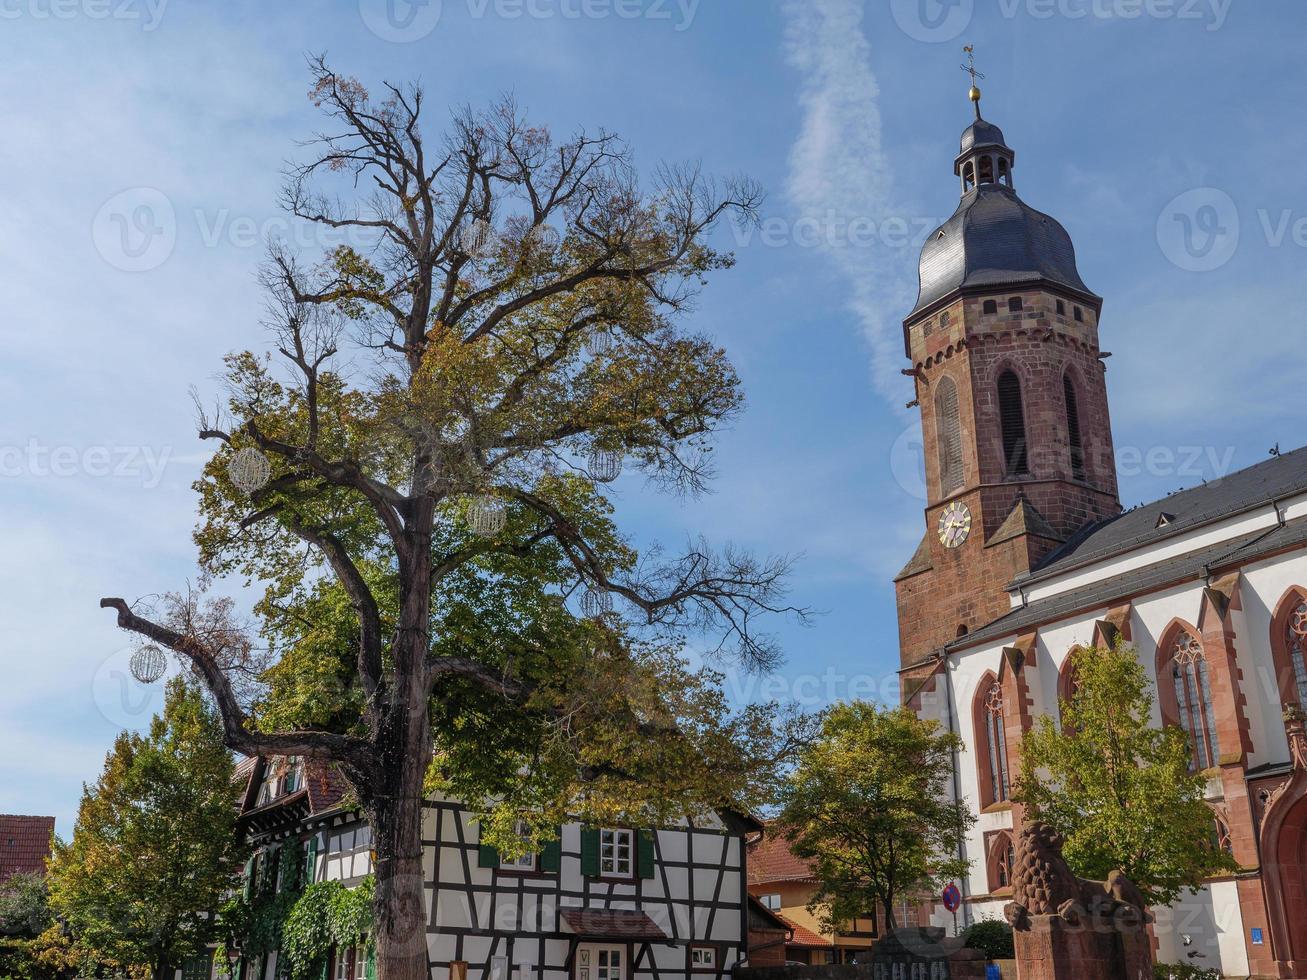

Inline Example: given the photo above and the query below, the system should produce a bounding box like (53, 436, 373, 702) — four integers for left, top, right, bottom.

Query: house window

(1008, 296, 1022, 313)
(983, 299, 997, 315)
(500, 820, 536, 872)
(1074, 305, 1084, 322)
(1063, 374, 1085, 480)
(983, 682, 1010, 803)
(935, 377, 964, 495)
(940, 310, 951, 328)
(760, 893, 782, 911)
(600, 828, 633, 876)
(1171, 630, 1220, 770)
(997, 370, 1030, 476)
(1056, 299, 1066, 316)
(690, 948, 715, 969)
(1283, 600, 1307, 709)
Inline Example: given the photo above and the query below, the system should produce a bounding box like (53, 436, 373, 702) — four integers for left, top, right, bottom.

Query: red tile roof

(776, 914, 831, 949)
(304, 759, 349, 815)
(748, 826, 815, 884)
(0, 815, 55, 882)
(559, 908, 669, 940)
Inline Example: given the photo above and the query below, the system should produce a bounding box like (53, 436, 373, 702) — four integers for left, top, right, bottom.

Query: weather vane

(961, 45, 985, 119)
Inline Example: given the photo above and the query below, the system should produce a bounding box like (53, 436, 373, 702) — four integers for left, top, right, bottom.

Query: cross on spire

(961, 45, 985, 119)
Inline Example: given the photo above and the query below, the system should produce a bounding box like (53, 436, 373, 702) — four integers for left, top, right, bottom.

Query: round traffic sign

(942, 883, 962, 912)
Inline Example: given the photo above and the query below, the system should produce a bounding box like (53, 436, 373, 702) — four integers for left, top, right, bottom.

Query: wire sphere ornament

(460, 218, 497, 258)
(227, 447, 271, 494)
(527, 223, 561, 249)
(580, 586, 613, 619)
(130, 644, 167, 684)
(467, 495, 507, 537)
(586, 327, 613, 356)
(588, 449, 622, 484)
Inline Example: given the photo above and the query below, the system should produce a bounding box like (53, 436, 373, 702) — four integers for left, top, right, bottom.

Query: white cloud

(781, 0, 916, 408)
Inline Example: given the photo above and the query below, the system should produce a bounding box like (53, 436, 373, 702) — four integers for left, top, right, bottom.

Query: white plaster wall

(1152, 881, 1247, 977)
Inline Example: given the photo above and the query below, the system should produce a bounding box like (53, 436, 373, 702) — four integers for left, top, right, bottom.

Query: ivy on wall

(213, 840, 374, 980)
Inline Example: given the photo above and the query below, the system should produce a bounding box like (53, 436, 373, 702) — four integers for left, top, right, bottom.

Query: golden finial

(961, 45, 985, 119)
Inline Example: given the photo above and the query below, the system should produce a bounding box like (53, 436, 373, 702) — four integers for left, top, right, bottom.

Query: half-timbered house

(210, 756, 761, 980)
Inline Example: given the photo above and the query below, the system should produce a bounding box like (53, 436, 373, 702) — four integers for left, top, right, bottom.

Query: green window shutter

(580, 827, 601, 877)
(304, 837, 319, 886)
(478, 844, 500, 869)
(539, 828, 562, 873)
(636, 830, 656, 879)
(243, 855, 255, 900)
(364, 948, 376, 980)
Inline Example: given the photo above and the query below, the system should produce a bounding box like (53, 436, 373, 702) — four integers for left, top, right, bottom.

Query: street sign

(942, 882, 962, 912)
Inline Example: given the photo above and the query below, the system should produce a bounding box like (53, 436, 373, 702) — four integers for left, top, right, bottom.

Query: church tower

(895, 80, 1121, 670)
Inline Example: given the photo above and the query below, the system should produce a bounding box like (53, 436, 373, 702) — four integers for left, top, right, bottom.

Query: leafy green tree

(99, 59, 810, 980)
(0, 873, 50, 938)
(47, 679, 238, 980)
(777, 702, 973, 932)
(1014, 642, 1237, 905)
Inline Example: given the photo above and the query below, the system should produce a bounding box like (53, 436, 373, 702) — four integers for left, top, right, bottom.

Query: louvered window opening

(997, 371, 1030, 477)
(936, 378, 964, 494)
(1064, 374, 1085, 480)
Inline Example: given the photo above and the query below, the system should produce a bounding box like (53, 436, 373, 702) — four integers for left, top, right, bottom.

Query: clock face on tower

(938, 501, 972, 549)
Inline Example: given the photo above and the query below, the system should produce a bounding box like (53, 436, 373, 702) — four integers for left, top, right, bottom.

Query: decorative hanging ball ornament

(580, 586, 613, 619)
(227, 447, 271, 494)
(129, 644, 167, 684)
(527, 223, 560, 249)
(460, 218, 496, 258)
(586, 327, 613, 356)
(467, 495, 507, 537)
(588, 449, 622, 484)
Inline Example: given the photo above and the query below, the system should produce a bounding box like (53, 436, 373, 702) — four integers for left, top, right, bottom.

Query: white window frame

(577, 945, 624, 980)
(690, 947, 715, 969)
(760, 893, 781, 911)
(499, 819, 536, 872)
(599, 828, 633, 877)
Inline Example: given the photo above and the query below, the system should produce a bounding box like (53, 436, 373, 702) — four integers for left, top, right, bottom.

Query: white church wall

(1152, 881, 1247, 978)
(1236, 551, 1307, 764)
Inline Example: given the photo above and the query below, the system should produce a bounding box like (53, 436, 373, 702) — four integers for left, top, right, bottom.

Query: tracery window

(1284, 600, 1307, 709)
(1171, 630, 1220, 770)
(983, 682, 1010, 803)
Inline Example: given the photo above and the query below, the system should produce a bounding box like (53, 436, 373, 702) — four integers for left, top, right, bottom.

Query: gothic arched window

(1063, 373, 1085, 480)
(975, 679, 1010, 807)
(1270, 590, 1307, 716)
(1170, 630, 1220, 770)
(987, 831, 1015, 893)
(935, 377, 964, 495)
(997, 370, 1030, 477)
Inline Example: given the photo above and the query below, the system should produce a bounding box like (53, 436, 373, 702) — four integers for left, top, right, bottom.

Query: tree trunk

(370, 528, 436, 980)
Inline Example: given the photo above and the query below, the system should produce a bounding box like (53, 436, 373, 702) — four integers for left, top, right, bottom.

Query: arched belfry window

(1170, 629, 1220, 770)
(1064, 373, 1085, 480)
(975, 679, 1010, 806)
(935, 378, 964, 495)
(997, 370, 1030, 477)
(1282, 598, 1307, 708)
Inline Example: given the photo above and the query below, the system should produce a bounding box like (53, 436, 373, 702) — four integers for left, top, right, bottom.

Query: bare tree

(102, 59, 807, 980)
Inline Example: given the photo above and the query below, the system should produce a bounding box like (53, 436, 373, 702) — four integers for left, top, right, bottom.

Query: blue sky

(2, 0, 1305, 833)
